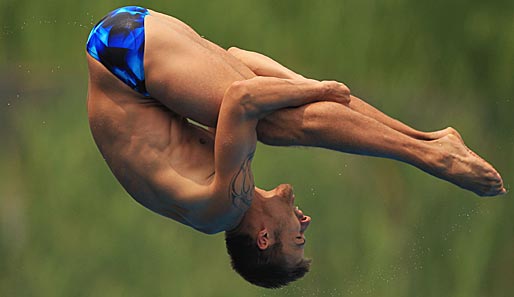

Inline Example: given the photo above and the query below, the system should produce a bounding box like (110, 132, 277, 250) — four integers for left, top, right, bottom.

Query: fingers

(321, 80, 351, 104)
(321, 80, 350, 93)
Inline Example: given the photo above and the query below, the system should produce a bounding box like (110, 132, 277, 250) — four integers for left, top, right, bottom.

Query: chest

(167, 121, 216, 184)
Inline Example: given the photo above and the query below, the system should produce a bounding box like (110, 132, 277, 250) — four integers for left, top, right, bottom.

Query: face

(262, 184, 312, 265)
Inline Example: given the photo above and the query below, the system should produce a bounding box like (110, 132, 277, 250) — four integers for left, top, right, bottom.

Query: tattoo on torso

(229, 151, 255, 210)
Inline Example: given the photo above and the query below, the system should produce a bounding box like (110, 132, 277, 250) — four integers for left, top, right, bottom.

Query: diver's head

(225, 184, 312, 288)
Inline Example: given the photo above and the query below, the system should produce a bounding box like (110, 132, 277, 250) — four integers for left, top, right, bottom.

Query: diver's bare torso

(87, 54, 216, 231)
(86, 11, 256, 233)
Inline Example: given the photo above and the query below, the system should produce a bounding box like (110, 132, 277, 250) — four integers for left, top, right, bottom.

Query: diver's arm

(209, 77, 350, 225)
(222, 76, 350, 119)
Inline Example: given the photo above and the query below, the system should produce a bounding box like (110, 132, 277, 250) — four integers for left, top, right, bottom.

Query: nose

(300, 215, 311, 233)
(278, 183, 293, 193)
(277, 183, 294, 202)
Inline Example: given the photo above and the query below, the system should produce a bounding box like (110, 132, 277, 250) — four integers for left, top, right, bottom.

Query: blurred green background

(1, 0, 513, 296)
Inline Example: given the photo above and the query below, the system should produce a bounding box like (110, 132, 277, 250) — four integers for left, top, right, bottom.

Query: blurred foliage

(1, 0, 513, 296)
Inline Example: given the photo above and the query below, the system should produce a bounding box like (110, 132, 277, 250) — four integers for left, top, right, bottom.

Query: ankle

(409, 140, 447, 172)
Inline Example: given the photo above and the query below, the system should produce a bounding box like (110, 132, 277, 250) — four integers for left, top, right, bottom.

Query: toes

(483, 171, 499, 181)
(493, 171, 503, 182)
(479, 184, 507, 197)
(478, 189, 499, 197)
(486, 178, 504, 196)
(484, 172, 502, 183)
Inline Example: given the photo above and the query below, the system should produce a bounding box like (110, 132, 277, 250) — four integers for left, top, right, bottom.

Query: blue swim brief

(86, 6, 150, 96)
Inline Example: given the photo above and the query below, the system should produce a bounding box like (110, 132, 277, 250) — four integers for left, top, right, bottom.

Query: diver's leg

(347, 95, 461, 141)
(144, 12, 453, 143)
(226, 47, 457, 141)
(144, 12, 447, 141)
(256, 101, 504, 197)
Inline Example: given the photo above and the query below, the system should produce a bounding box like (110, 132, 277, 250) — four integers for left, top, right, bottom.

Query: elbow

(224, 80, 259, 117)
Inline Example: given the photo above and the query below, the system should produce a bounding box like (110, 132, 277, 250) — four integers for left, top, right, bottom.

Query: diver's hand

(320, 80, 351, 105)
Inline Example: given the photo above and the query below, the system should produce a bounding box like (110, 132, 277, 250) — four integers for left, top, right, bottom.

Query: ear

(256, 228, 270, 250)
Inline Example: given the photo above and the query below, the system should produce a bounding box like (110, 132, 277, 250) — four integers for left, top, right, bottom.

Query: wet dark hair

(225, 230, 311, 289)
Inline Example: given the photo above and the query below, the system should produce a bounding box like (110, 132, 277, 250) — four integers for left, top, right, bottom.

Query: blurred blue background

(1, 0, 513, 296)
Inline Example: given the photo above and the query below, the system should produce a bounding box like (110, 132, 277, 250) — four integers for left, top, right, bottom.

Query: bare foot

(425, 134, 506, 197)
(429, 128, 496, 177)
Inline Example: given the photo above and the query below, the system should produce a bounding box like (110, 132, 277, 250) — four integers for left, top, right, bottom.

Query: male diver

(86, 6, 505, 288)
